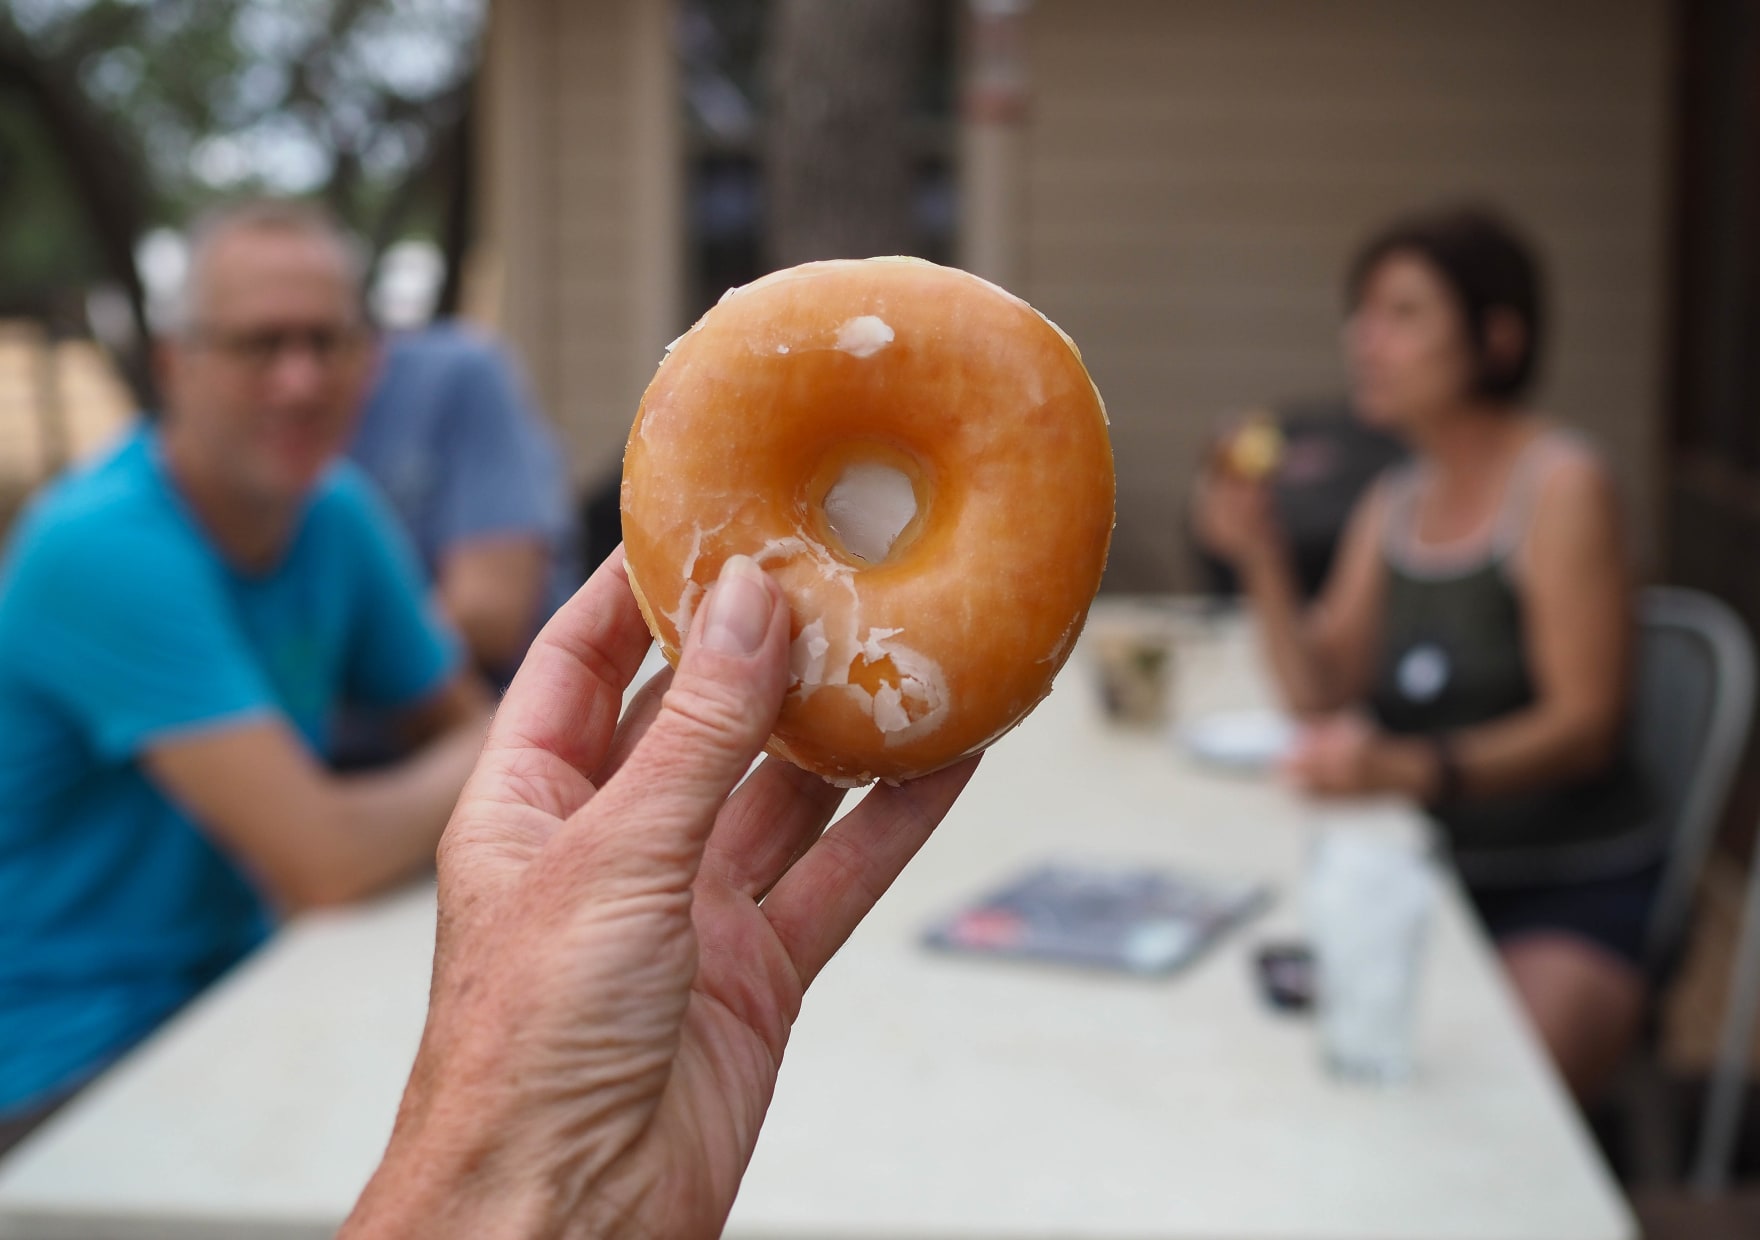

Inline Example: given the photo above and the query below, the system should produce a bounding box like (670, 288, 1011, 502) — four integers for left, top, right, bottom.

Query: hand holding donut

(1192, 413, 1291, 571)
(343, 550, 978, 1240)
(1192, 463, 1283, 573)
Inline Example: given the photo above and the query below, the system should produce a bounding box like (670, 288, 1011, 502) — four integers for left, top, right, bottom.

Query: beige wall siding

(480, 0, 681, 487)
(1014, 0, 1671, 590)
(479, 0, 559, 415)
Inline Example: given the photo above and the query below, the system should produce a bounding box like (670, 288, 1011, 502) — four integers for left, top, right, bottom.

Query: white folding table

(0, 602, 1637, 1240)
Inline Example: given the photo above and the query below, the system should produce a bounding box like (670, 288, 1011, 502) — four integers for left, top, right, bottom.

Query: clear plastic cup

(1088, 617, 1175, 729)
(1307, 827, 1438, 1084)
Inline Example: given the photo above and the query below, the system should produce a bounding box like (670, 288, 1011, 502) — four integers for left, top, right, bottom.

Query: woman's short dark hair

(1346, 205, 1545, 404)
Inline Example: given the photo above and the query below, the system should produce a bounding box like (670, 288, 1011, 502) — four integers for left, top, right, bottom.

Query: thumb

(579, 554, 792, 879)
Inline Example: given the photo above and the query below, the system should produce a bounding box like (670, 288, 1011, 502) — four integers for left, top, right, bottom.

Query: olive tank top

(1367, 433, 1658, 887)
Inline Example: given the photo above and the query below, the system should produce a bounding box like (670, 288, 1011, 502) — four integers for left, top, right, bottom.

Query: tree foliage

(0, 0, 484, 396)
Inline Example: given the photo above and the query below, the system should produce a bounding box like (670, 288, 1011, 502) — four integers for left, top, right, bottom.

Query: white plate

(1179, 708, 1297, 771)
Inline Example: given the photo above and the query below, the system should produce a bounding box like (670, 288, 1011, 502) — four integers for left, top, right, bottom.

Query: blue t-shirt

(0, 427, 460, 1115)
(352, 323, 579, 662)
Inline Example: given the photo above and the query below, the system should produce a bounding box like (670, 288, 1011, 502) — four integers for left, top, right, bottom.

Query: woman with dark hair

(1195, 205, 1656, 1101)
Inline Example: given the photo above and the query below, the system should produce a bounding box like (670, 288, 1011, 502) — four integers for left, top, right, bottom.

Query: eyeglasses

(186, 323, 371, 371)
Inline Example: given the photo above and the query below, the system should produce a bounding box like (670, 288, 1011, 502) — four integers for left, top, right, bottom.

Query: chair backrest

(1630, 587, 1757, 977)
(1625, 588, 1760, 1194)
(1694, 830, 1760, 1192)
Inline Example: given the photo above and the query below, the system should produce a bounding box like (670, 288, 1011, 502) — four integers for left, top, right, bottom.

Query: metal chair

(1621, 587, 1757, 1192)
(1635, 587, 1757, 983)
(1614, 588, 1754, 1184)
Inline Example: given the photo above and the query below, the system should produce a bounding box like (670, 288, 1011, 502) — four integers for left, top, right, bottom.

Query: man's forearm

(437, 539, 550, 672)
(301, 713, 491, 908)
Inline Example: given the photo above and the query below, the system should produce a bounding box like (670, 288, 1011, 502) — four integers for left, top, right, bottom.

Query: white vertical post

(476, 0, 559, 411)
(628, 0, 683, 395)
(958, 0, 1032, 292)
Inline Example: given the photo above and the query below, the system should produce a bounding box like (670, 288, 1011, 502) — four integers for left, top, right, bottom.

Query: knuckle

(813, 827, 887, 910)
(657, 671, 760, 749)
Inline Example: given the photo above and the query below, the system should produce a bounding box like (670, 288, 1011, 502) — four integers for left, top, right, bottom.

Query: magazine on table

(923, 860, 1272, 975)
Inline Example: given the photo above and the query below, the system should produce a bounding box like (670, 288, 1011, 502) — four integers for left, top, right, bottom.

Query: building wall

(479, 0, 681, 489)
(481, 0, 1671, 586)
(1011, 0, 1671, 589)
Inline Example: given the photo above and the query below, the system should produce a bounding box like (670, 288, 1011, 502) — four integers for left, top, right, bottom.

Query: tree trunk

(433, 89, 477, 320)
(764, 0, 930, 269)
(0, 25, 156, 406)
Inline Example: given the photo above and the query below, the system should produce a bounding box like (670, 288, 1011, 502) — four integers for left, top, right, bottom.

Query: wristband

(1429, 734, 1463, 807)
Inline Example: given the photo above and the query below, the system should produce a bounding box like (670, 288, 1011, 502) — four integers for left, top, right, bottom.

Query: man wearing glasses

(0, 200, 492, 1148)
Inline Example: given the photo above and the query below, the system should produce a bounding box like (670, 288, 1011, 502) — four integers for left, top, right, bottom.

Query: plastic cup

(1307, 827, 1437, 1084)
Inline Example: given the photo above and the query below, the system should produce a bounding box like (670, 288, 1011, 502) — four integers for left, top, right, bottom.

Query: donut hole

(821, 461, 918, 564)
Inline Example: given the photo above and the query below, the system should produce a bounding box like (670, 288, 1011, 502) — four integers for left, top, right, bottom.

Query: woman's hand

(1282, 713, 1438, 801)
(343, 549, 978, 1240)
(1191, 463, 1284, 571)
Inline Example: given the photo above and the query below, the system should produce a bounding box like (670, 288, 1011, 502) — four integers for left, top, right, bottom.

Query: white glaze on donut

(755, 531, 949, 748)
(835, 315, 895, 358)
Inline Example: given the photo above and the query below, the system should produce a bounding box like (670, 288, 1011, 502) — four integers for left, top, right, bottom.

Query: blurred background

(5, 1, 1738, 591)
(2, 0, 1759, 1207)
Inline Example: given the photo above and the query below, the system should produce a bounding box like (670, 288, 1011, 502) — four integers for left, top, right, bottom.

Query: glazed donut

(1219, 412, 1284, 482)
(621, 258, 1114, 785)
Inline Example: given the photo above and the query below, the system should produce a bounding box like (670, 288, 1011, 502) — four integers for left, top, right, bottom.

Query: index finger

(485, 545, 655, 778)
(761, 756, 979, 989)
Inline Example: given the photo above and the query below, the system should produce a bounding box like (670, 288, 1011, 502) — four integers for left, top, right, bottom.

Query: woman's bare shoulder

(1523, 424, 1626, 559)
(1528, 418, 1614, 475)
